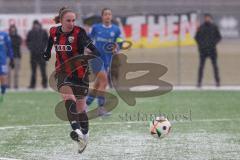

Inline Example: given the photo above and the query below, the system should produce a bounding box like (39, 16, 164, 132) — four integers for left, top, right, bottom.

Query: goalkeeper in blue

(0, 31, 14, 101)
(87, 8, 123, 116)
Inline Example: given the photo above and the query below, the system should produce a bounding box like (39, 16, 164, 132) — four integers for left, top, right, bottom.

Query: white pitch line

(6, 85, 240, 93)
(0, 158, 22, 160)
(0, 118, 240, 131)
(173, 85, 240, 91)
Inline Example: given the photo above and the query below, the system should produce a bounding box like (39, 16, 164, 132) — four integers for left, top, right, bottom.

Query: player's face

(204, 16, 212, 23)
(61, 12, 76, 32)
(102, 10, 112, 25)
(10, 27, 16, 35)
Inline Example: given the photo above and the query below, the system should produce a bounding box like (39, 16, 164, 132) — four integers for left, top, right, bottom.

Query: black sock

(79, 111, 89, 135)
(1, 85, 7, 95)
(65, 100, 80, 130)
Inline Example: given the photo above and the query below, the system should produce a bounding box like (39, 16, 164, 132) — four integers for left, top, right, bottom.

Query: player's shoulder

(112, 24, 119, 28)
(49, 26, 58, 34)
(0, 31, 4, 36)
(0, 32, 10, 39)
(92, 23, 102, 29)
(0, 31, 8, 36)
(49, 26, 57, 30)
(73, 26, 87, 33)
(112, 24, 120, 31)
(73, 25, 83, 31)
(48, 26, 57, 38)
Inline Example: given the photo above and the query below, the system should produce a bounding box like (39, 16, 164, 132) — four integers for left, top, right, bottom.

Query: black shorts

(56, 74, 89, 99)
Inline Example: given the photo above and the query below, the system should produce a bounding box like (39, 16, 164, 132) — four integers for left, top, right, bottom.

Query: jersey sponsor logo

(96, 37, 114, 43)
(68, 36, 74, 43)
(54, 45, 72, 51)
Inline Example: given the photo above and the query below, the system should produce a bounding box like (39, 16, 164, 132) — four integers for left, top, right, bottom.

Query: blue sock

(1, 85, 7, 95)
(97, 96, 105, 107)
(86, 95, 95, 106)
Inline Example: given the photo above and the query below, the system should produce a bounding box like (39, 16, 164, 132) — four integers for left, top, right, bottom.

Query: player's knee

(101, 80, 108, 88)
(62, 94, 76, 102)
(99, 74, 108, 84)
(93, 80, 100, 89)
(76, 100, 86, 113)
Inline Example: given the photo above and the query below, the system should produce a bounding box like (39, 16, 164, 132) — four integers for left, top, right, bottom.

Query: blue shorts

(89, 57, 106, 74)
(0, 64, 8, 75)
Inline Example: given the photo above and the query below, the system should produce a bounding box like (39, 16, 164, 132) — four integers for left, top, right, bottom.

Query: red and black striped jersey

(47, 25, 93, 78)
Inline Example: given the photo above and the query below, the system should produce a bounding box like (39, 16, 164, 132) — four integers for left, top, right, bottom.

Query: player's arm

(194, 26, 201, 44)
(42, 29, 54, 61)
(215, 25, 222, 44)
(89, 24, 96, 40)
(113, 28, 124, 54)
(78, 29, 100, 57)
(4, 33, 14, 59)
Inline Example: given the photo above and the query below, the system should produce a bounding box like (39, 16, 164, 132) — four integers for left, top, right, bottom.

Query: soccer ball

(149, 116, 171, 138)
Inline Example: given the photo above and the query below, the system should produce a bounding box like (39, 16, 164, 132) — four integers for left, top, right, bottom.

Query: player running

(0, 30, 14, 101)
(86, 8, 123, 116)
(42, 7, 100, 153)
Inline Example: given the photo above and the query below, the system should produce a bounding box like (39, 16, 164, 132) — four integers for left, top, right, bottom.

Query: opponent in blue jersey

(0, 31, 14, 101)
(87, 8, 122, 116)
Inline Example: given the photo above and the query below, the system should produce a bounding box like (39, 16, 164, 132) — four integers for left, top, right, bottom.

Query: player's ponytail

(54, 15, 60, 24)
(54, 7, 74, 24)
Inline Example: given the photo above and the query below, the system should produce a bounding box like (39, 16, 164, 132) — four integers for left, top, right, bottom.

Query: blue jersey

(90, 23, 121, 70)
(0, 32, 14, 65)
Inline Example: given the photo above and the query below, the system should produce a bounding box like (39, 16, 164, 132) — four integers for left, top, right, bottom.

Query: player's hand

(9, 59, 15, 69)
(42, 52, 51, 61)
(112, 43, 118, 54)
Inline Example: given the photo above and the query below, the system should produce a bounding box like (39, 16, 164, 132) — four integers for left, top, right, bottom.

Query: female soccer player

(42, 7, 100, 153)
(86, 8, 122, 116)
(0, 30, 14, 101)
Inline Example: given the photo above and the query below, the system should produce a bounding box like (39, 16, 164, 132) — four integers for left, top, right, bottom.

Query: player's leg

(7, 65, 11, 88)
(95, 70, 111, 116)
(76, 98, 88, 134)
(74, 84, 89, 135)
(0, 75, 7, 102)
(72, 79, 90, 153)
(86, 73, 107, 107)
(60, 84, 88, 153)
(210, 52, 220, 87)
(57, 71, 89, 153)
(197, 54, 207, 87)
(95, 56, 113, 116)
(29, 59, 37, 89)
(75, 97, 89, 153)
(14, 58, 20, 89)
(86, 78, 97, 106)
(0, 64, 8, 101)
(96, 71, 108, 104)
(110, 55, 121, 87)
(86, 57, 103, 106)
(59, 85, 80, 132)
(86, 57, 111, 116)
(39, 60, 48, 88)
